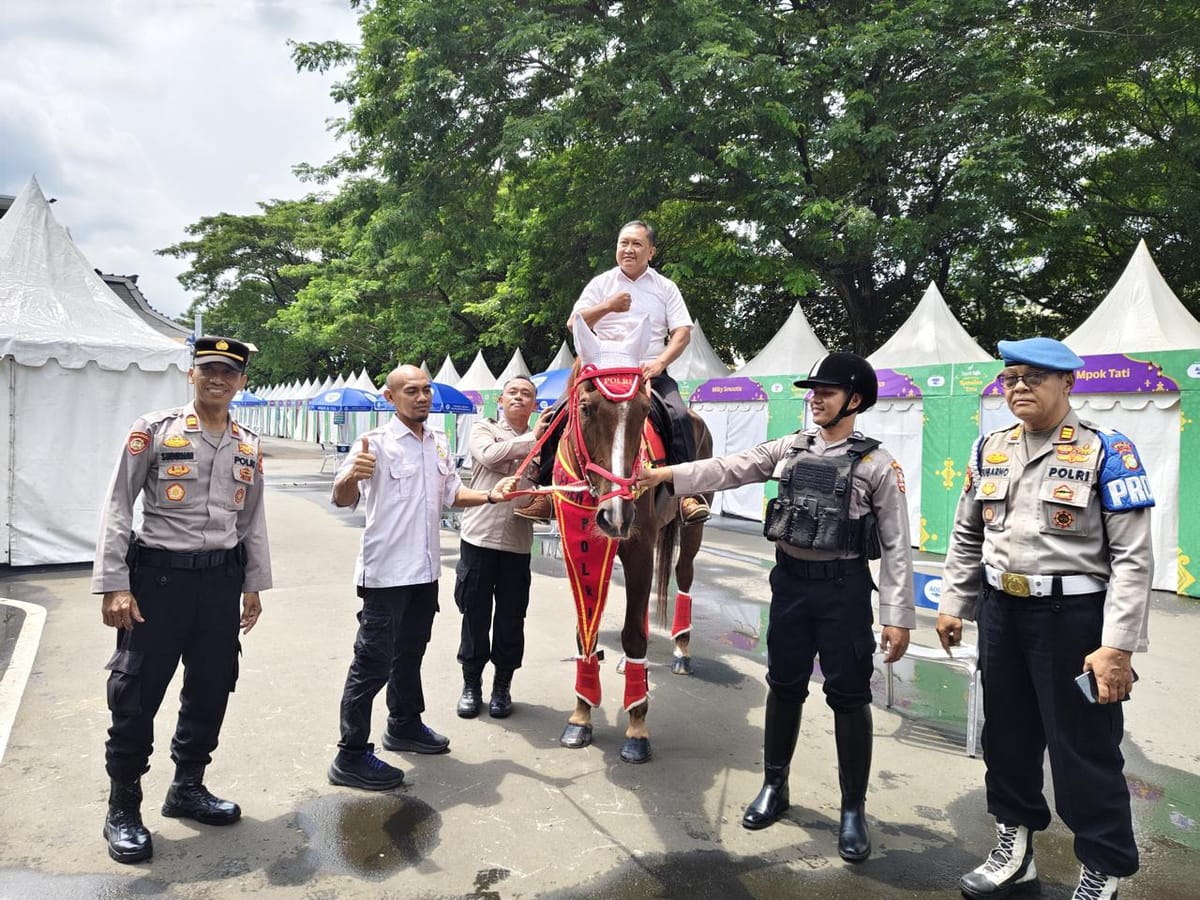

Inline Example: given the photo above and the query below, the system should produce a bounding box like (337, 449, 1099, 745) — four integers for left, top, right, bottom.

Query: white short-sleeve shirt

(570, 266, 692, 365)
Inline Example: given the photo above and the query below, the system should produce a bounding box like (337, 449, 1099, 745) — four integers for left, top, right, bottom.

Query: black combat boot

(489, 670, 514, 719)
(834, 706, 873, 861)
(161, 762, 241, 825)
(742, 692, 803, 830)
(457, 666, 483, 718)
(104, 778, 153, 864)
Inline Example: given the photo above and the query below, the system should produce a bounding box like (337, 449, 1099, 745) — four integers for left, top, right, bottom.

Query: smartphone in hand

(1075, 669, 1139, 703)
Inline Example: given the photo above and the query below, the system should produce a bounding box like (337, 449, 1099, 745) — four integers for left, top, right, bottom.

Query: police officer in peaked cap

(938, 337, 1153, 900)
(92, 335, 272, 864)
(640, 351, 914, 862)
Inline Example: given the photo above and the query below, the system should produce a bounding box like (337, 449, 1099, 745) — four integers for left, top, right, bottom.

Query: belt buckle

(1000, 572, 1031, 597)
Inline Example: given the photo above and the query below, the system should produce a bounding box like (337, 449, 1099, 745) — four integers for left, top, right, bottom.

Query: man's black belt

(135, 546, 237, 570)
(776, 552, 867, 580)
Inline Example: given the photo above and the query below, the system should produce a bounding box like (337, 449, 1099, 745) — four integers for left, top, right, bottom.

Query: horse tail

(654, 515, 679, 628)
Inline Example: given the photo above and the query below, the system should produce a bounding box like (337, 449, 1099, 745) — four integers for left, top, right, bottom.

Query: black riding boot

(104, 778, 153, 864)
(457, 666, 483, 718)
(489, 669, 514, 719)
(742, 692, 803, 830)
(835, 706, 873, 861)
(161, 762, 241, 825)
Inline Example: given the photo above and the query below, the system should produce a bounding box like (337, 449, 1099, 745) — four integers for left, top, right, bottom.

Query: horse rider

(638, 351, 914, 862)
(517, 219, 709, 524)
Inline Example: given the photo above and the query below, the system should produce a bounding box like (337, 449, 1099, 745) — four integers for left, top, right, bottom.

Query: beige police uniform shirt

(92, 402, 273, 594)
(459, 417, 537, 554)
(337, 416, 463, 588)
(939, 409, 1153, 651)
(671, 428, 915, 629)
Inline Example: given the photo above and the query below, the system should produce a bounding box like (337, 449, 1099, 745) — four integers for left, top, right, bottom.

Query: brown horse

(552, 319, 711, 763)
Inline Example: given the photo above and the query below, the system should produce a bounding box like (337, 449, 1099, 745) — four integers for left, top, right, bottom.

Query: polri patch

(1052, 509, 1075, 529)
(127, 431, 151, 455)
(165, 483, 186, 502)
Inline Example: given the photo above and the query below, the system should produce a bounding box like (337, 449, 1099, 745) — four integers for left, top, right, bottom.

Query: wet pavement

(0, 436, 1196, 898)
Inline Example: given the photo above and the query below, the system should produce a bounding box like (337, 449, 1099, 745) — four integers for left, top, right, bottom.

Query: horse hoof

(560, 723, 593, 749)
(620, 737, 652, 764)
(671, 656, 692, 676)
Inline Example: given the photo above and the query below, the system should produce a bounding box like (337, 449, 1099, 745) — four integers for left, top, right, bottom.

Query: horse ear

(572, 312, 601, 364)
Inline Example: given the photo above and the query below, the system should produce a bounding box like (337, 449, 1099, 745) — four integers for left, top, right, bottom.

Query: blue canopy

(372, 381, 476, 414)
(308, 387, 379, 412)
(231, 389, 267, 407)
(531, 368, 570, 411)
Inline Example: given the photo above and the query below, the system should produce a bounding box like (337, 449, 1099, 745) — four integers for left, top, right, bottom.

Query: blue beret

(996, 337, 1084, 372)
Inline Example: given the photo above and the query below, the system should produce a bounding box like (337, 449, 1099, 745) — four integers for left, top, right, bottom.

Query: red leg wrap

(623, 659, 649, 711)
(671, 591, 693, 640)
(575, 655, 602, 708)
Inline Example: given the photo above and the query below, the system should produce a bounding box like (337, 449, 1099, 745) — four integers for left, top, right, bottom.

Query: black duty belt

(776, 552, 867, 580)
(135, 546, 237, 570)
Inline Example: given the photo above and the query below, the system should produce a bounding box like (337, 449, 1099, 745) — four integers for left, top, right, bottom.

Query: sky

(0, 0, 361, 318)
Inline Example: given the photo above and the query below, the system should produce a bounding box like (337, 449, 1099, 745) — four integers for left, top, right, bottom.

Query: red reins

(564, 364, 648, 504)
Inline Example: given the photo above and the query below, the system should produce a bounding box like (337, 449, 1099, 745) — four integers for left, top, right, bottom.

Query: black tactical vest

(762, 433, 882, 557)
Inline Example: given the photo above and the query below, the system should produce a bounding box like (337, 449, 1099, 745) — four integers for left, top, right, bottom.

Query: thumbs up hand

(349, 436, 376, 481)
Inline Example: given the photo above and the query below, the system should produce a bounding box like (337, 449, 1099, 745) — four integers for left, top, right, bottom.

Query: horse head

(568, 315, 653, 539)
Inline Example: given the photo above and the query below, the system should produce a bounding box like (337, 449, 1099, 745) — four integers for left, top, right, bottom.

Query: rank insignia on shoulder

(231, 422, 240, 436)
(1057, 425, 1075, 442)
(127, 432, 151, 455)
(1006, 426, 1022, 442)
(184, 414, 200, 431)
(985, 452, 1009, 464)
(163, 435, 190, 448)
(166, 464, 191, 477)
(165, 483, 186, 502)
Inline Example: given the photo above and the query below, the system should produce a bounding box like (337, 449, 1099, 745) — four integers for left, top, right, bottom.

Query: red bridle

(563, 364, 649, 504)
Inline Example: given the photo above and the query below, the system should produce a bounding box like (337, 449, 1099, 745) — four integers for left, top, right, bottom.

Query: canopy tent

(860, 282, 993, 542)
(496, 348, 531, 385)
(546, 341, 575, 372)
(671, 320, 728, 380)
(0, 177, 189, 564)
(432, 355, 461, 386)
(735, 303, 827, 377)
(451, 351, 494, 457)
(457, 350, 498, 391)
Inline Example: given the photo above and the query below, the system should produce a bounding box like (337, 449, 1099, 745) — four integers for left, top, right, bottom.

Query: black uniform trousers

(338, 582, 439, 751)
(104, 554, 243, 782)
(977, 585, 1138, 877)
(453, 540, 532, 674)
(765, 550, 876, 711)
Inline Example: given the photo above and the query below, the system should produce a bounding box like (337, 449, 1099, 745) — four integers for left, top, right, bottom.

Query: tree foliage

(164, 0, 1200, 381)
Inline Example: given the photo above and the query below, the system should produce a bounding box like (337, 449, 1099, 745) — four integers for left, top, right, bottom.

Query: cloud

(0, 0, 359, 317)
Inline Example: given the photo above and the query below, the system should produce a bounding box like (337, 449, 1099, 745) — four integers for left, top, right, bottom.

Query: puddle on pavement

(288, 793, 442, 879)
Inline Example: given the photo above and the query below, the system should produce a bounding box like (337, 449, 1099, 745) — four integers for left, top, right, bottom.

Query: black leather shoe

(382, 723, 451, 754)
(104, 779, 153, 864)
(162, 778, 241, 825)
(960, 824, 1037, 898)
(489, 671, 514, 718)
(457, 683, 482, 718)
(328, 746, 405, 791)
(742, 765, 790, 830)
(838, 803, 871, 861)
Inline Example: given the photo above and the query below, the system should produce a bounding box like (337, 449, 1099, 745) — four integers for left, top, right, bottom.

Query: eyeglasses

(996, 369, 1054, 390)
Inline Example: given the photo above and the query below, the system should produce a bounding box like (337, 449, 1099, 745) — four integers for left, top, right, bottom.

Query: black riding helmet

(794, 352, 878, 425)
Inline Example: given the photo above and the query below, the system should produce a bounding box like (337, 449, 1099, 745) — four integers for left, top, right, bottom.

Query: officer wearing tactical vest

(639, 352, 914, 862)
(937, 338, 1152, 900)
(92, 336, 272, 864)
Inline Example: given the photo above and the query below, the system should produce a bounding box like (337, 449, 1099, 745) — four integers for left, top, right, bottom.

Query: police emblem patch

(1053, 484, 1075, 502)
(890, 459, 906, 493)
(163, 435, 190, 448)
(981, 482, 997, 496)
(233, 487, 246, 505)
(166, 464, 191, 477)
(127, 432, 151, 455)
(165, 483, 186, 502)
(1122, 453, 1140, 471)
(1052, 509, 1075, 529)
(983, 506, 996, 522)
(985, 452, 1009, 464)
(238, 442, 254, 455)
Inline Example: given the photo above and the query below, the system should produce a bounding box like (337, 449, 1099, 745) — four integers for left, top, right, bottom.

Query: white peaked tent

(496, 347, 531, 385)
(546, 341, 575, 372)
(1050, 241, 1200, 591)
(736, 303, 828, 377)
(863, 282, 992, 543)
(0, 177, 189, 564)
(418, 359, 431, 378)
(672, 320, 728, 380)
(457, 350, 498, 390)
(433, 355, 461, 386)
